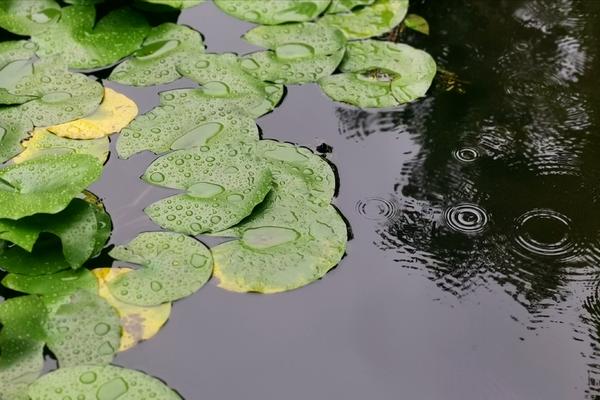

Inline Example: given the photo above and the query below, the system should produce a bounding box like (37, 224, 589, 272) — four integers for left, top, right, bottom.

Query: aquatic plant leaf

(0, 0, 61, 36)
(0, 108, 34, 164)
(143, 143, 272, 234)
(135, 0, 204, 10)
(0, 198, 102, 268)
(6, 57, 104, 127)
(117, 89, 258, 159)
(214, 0, 330, 25)
(28, 365, 182, 400)
(256, 140, 336, 204)
(240, 23, 347, 84)
(177, 53, 284, 117)
(326, 0, 375, 14)
(0, 296, 47, 399)
(107, 232, 213, 306)
(0, 41, 38, 105)
(213, 195, 347, 293)
(319, 40, 436, 107)
(110, 23, 205, 87)
(43, 290, 120, 367)
(13, 129, 110, 164)
(319, 0, 408, 39)
(0, 238, 72, 276)
(0, 154, 104, 220)
(93, 268, 171, 351)
(404, 13, 429, 35)
(46, 88, 138, 140)
(2, 268, 98, 296)
(32, 5, 150, 70)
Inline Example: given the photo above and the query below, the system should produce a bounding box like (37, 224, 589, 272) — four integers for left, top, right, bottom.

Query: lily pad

(107, 232, 213, 306)
(319, 40, 436, 107)
(31, 5, 150, 70)
(46, 88, 138, 140)
(110, 23, 205, 87)
(214, 0, 330, 25)
(177, 53, 284, 117)
(28, 365, 182, 400)
(135, 0, 204, 10)
(6, 56, 104, 127)
(212, 194, 347, 293)
(0, 295, 47, 400)
(0, 154, 104, 220)
(13, 129, 110, 164)
(0, 41, 38, 105)
(240, 23, 347, 84)
(93, 267, 172, 351)
(117, 89, 259, 159)
(326, 0, 375, 14)
(2, 268, 98, 296)
(0, 238, 72, 276)
(0, 108, 34, 163)
(143, 143, 272, 235)
(319, 0, 408, 39)
(43, 290, 120, 367)
(0, 0, 61, 36)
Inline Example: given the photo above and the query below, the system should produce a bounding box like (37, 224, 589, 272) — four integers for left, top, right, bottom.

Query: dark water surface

(86, 0, 600, 399)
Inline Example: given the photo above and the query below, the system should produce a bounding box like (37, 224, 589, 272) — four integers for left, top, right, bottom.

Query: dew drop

(201, 81, 230, 97)
(96, 378, 128, 400)
(170, 122, 224, 149)
(94, 323, 110, 336)
(275, 43, 315, 60)
(150, 281, 163, 292)
(79, 371, 97, 384)
(187, 182, 224, 198)
(242, 226, 300, 249)
(149, 172, 165, 183)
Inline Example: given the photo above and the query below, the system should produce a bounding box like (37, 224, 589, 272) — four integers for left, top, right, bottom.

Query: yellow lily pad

(47, 88, 138, 139)
(92, 268, 171, 352)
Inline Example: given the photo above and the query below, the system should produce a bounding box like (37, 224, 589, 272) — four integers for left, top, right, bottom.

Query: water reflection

(343, 0, 600, 396)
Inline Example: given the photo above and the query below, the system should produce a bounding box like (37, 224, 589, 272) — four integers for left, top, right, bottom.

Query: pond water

(9, 0, 599, 398)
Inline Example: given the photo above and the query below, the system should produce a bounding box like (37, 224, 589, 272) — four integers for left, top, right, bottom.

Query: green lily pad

(32, 5, 150, 70)
(214, 0, 330, 25)
(2, 268, 98, 296)
(319, 0, 408, 39)
(404, 13, 429, 35)
(110, 23, 205, 86)
(240, 23, 347, 84)
(6, 57, 104, 127)
(0, 0, 61, 36)
(0, 154, 104, 220)
(213, 194, 347, 293)
(117, 89, 259, 159)
(0, 238, 72, 276)
(319, 40, 436, 107)
(13, 128, 109, 164)
(43, 290, 120, 367)
(0, 41, 38, 105)
(177, 53, 284, 117)
(0, 295, 47, 400)
(108, 232, 213, 306)
(135, 0, 204, 10)
(143, 143, 272, 235)
(0, 108, 34, 164)
(28, 365, 182, 400)
(326, 0, 375, 14)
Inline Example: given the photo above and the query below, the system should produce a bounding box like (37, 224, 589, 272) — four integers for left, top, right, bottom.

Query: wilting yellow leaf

(92, 267, 171, 351)
(47, 88, 138, 139)
(13, 128, 109, 164)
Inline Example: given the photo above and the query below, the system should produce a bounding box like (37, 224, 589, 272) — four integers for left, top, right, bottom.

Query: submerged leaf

(319, 40, 436, 107)
(110, 23, 205, 87)
(213, 194, 347, 293)
(107, 232, 213, 306)
(2, 268, 98, 296)
(240, 23, 347, 84)
(0, 296, 47, 400)
(404, 13, 430, 35)
(43, 290, 121, 367)
(32, 5, 150, 70)
(143, 143, 272, 234)
(93, 267, 171, 351)
(319, 0, 408, 39)
(117, 89, 258, 159)
(177, 53, 284, 117)
(46, 88, 138, 140)
(0, 154, 103, 220)
(326, 0, 375, 14)
(28, 365, 182, 400)
(214, 0, 330, 25)
(13, 129, 110, 164)
(0, 0, 61, 36)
